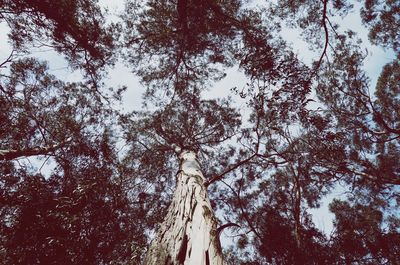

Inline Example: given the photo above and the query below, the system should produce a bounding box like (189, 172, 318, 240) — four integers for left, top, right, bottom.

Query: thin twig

(314, 0, 329, 72)
(0, 49, 14, 68)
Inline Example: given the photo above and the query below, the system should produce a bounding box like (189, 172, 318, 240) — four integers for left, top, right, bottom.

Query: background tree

(0, 57, 150, 264)
(0, 1, 148, 264)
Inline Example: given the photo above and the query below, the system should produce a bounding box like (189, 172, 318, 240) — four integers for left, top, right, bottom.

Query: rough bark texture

(144, 150, 224, 265)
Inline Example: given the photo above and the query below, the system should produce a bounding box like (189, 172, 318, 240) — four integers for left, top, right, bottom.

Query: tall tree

(121, 0, 399, 264)
(120, 97, 240, 263)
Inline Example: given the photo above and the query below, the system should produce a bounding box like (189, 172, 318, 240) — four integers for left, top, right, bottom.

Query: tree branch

(0, 139, 71, 161)
(221, 179, 263, 241)
(372, 110, 400, 135)
(314, 0, 329, 72)
(346, 166, 400, 186)
(204, 153, 257, 187)
(0, 49, 14, 69)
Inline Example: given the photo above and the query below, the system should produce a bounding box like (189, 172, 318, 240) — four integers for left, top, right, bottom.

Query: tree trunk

(144, 150, 224, 265)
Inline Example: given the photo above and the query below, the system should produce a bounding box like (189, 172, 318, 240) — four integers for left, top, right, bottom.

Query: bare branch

(314, 0, 329, 72)
(220, 179, 263, 241)
(0, 138, 71, 161)
(0, 49, 14, 69)
(204, 153, 257, 187)
(347, 167, 400, 186)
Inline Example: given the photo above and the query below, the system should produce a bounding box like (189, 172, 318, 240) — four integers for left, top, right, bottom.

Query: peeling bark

(144, 150, 224, 265)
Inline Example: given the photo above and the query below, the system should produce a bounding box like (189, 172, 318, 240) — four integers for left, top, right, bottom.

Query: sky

(0, 0, 396, 244)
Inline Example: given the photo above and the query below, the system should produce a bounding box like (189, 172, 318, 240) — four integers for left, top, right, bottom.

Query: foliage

(0, 137, 147, 264)
(0, 0, 399, 264)
(0, 58, 147, 264)
(360, 0, 400, 52)
(0, 3, 145, 263)
(329, 198, 400, 264)
(0, 0, 119, 76)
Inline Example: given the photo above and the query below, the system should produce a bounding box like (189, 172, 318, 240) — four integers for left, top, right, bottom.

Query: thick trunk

(144, 150, 224, 265)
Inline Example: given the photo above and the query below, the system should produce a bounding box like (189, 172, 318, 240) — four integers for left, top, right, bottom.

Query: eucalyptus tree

(120, 97, 241, 264)
(0, 1, 149, 264)
(253, 1, 400, 263)
(121, 0, 315, 264)
(0, 56, 148, 264)
(121, 0, 399, 264)
(0, 0, 119, 77)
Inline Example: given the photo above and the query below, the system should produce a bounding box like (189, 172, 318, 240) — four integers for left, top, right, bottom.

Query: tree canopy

(0, 0, 399, 264)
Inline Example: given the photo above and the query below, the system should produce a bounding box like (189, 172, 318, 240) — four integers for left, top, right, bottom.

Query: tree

(1, 0, 399, 264)
(329, 198, 400, 264)
(0, 57, 148, 264)
(0, 134, 148, 264)
(120, 0, 399, 264)
(0, 2, 148, 264)
(119, 97, 240, 263)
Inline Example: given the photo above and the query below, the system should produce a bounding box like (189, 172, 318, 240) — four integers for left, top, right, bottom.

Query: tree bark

(144, 150, 224, 265)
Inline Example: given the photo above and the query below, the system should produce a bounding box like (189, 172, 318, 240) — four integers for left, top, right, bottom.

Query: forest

(0, 0, 399, 264)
